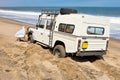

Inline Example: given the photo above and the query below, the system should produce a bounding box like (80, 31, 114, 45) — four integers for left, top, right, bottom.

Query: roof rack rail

(41, 10, 59, 15)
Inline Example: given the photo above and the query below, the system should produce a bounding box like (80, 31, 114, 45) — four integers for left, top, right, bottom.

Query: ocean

(0, 7, 120, 40)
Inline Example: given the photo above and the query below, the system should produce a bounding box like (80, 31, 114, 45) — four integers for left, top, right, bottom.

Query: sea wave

(1, 9, 120, 24)
(0, 9, 41, 24)
(0, 9, 120, 40)
(0, 9, 41, 16)
(109, 17, 120, 24)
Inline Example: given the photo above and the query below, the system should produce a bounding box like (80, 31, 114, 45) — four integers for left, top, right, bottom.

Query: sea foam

(0, 9, 41, 16)
(0, 9, 120, 39)
(1, 9, 120, 24)
(109, 17, 120, 24)
(0, 9, 40, 24)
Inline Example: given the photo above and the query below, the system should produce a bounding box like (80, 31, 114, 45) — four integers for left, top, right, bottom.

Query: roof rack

(41, 10, 59, 15)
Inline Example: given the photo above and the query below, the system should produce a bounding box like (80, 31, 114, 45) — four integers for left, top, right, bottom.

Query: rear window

(87, 26, 104, 35)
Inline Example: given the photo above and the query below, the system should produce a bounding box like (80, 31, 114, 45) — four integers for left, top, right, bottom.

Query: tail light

(106, 40, 109, 51)
(77, 40, 81, 52)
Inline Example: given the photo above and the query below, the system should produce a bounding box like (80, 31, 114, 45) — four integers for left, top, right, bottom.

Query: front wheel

(28, 34, 34, 43)
(53, 45, 66, 58)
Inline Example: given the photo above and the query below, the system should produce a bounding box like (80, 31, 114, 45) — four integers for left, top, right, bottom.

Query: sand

(0, 17, 120, 80)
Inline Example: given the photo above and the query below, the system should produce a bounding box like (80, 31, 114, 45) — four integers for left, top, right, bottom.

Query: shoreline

(0, 17, 35, 27)
(110, 37, 120, 42)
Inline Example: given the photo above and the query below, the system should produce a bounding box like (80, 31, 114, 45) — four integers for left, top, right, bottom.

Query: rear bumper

(76, 51, 106, 56)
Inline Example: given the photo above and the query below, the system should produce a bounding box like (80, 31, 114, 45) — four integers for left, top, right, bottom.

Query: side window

(58, 23, 66, 32)
(65, 24, 75, 33)
(95, 28, 104, 35)
(39, 18, 46, 28)
(87, 26, 104, 35)
(46, 20, 53, 30)
(87, 27, 95, 34)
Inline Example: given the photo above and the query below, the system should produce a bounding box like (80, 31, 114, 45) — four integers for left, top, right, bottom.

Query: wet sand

(0, 18, 120, 80)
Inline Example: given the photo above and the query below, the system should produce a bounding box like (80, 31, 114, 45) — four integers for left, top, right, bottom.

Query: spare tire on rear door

(60, 8, 78, 15)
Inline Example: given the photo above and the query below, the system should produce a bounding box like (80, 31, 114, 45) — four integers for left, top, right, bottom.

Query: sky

(0, 0, 120, 7)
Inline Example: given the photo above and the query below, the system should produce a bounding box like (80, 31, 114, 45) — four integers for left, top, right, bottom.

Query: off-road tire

(53, 45, 66, 58)
(28, 34, 34, 43)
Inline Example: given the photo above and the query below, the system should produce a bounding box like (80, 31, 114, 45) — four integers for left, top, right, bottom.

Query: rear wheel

(53, 45, 66, 58)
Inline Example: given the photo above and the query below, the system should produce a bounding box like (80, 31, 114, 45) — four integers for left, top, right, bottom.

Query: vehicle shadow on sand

(31, 42, 104, 63)
(69, 55, 104, 63)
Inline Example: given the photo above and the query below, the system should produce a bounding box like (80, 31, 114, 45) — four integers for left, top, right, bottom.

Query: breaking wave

(0, 9, 120, 40)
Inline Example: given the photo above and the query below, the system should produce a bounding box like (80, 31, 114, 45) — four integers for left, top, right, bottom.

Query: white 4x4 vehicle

(28, 8, 110, 58)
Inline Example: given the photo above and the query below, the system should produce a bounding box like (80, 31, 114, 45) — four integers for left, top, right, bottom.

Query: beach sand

(0, 18, 120, 80)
